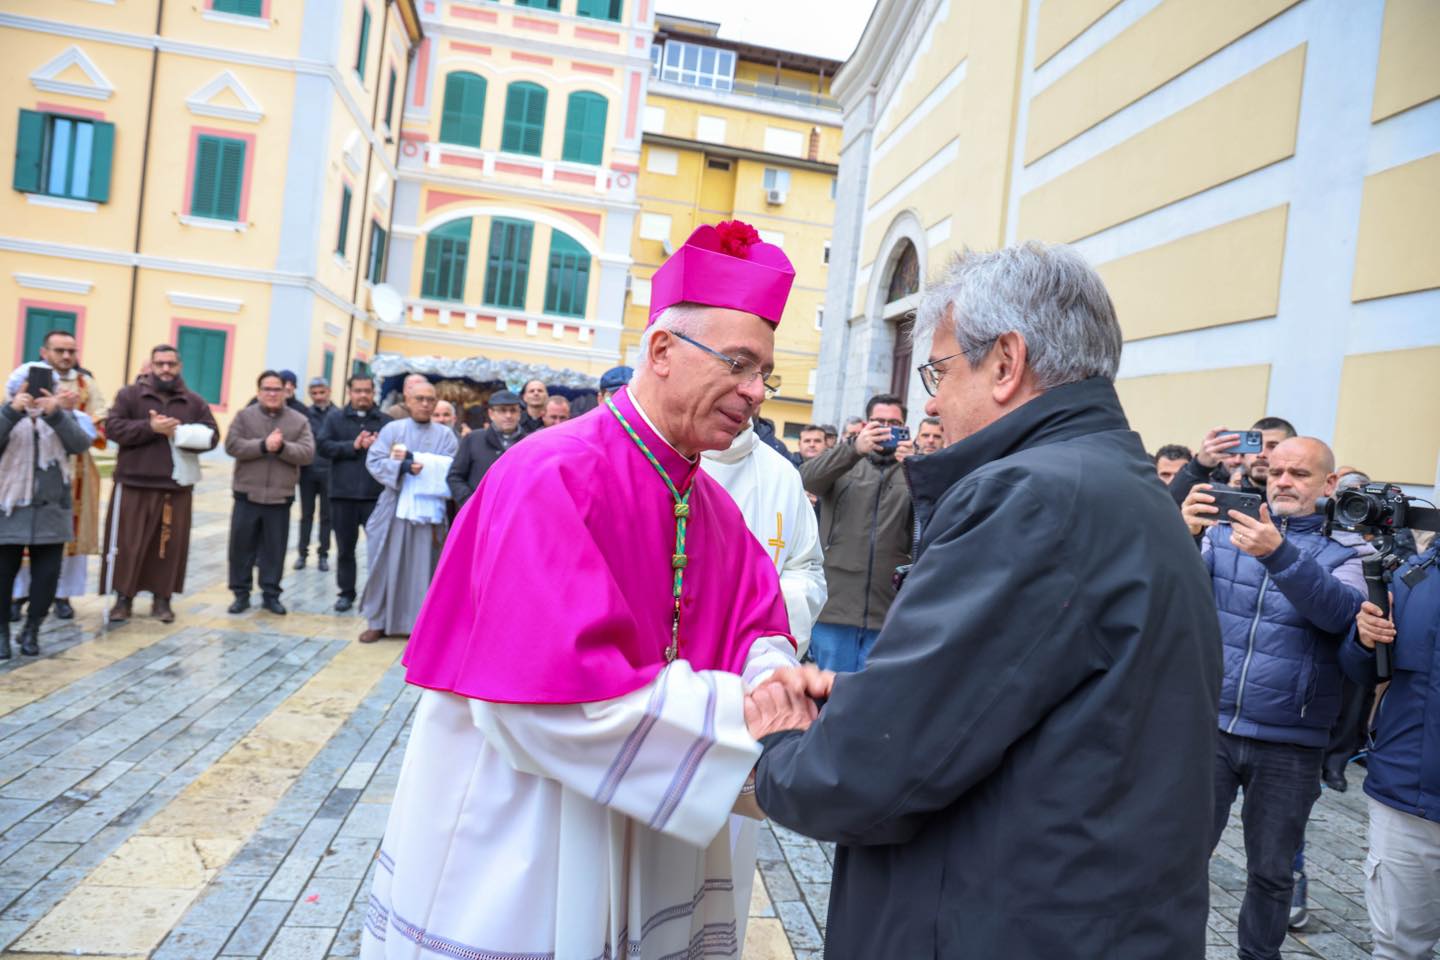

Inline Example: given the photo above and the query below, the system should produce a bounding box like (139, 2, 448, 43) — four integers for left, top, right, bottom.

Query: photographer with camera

(1169, 416, 1296, 507)
(799, 392, 913, 671)
(1341, 533, 1440, 960)
(1181, 436, 1372, 960)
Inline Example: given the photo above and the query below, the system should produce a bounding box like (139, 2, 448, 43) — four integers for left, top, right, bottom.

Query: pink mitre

(648, 220, 796, 327)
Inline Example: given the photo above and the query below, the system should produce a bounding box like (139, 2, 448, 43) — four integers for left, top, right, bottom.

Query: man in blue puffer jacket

(1341, 540, 1440, 959)
(1182, 436, 1371, 960)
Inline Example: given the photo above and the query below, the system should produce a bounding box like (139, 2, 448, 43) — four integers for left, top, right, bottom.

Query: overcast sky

(653, 0, 877, 62)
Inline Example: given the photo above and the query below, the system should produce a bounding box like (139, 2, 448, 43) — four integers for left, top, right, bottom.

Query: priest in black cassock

(751, 243, 1222, 959)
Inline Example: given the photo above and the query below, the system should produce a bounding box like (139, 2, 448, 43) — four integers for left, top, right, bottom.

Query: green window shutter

(356, 7, 371, 76)
(562, 92, 607, 165)
(351, 358, 369, 378)
(86, 120, 115, 203)
(422, 218, 470, 301)
(384, 68, 398, 127)
(191, 136, 221, 217)
(484, 217, 533, 309)
(14, 110, 46, 194)
(22, 308, 78, 362)
(191, 135, 245, 220)
(576, 0, 622, 20)
(337, 185, 352, 255)
(544, 231, 590, 317)
(368, 222, 388, 283)
(440, 72, 486, 147)
(515, 0, 560, 8)
(214, 0, 263, 14)
(502, 83, 546, 156)
(323, 350, 335, 384)
(176, 326, 227, 405)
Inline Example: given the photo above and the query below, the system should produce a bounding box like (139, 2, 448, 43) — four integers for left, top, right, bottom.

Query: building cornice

(420, 16, 651, 71)
(832, 0, 924, 107)
(394, 166, 642, 216)
(643, 134, 839, 174)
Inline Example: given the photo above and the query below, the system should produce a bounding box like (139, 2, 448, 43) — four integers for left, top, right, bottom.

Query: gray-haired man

(752, 242, 1222, 959)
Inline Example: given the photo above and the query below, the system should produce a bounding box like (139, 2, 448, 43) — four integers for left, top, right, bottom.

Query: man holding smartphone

(1181, 437, 1372, 960)
(1168, 416, 1296, 506)
(799, 393, 914, 671)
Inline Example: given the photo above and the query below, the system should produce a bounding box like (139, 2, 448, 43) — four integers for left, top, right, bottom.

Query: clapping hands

(743, 664, 835, 741)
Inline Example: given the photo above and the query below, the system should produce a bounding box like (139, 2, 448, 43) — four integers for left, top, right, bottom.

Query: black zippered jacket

(317, 405, 390, 500)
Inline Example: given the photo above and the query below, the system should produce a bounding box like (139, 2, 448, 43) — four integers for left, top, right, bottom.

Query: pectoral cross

(767, 512, 786, 565)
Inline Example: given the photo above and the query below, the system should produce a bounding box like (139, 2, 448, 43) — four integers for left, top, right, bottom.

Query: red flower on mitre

(714, 220, 761, 258)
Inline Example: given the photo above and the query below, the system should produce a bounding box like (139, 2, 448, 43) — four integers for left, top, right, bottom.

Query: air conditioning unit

(766, 188, 787, 205)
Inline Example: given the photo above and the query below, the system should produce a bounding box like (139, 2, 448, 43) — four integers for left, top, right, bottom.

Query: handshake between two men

(744, 663, 834, 742)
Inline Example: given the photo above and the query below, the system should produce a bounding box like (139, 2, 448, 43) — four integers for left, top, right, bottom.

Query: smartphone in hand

(1208, 488, 1264, 524)
(1220, 429, 1264, 455)
(25, 365, 54, 400)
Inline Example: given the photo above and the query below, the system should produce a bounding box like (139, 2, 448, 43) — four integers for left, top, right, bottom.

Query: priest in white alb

(362, 221, 832, 959)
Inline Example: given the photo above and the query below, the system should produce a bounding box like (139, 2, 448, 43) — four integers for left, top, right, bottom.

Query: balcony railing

(652, 71, 840, 112)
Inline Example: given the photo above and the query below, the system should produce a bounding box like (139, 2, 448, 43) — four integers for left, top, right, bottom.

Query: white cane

(102, 483, 122, 597)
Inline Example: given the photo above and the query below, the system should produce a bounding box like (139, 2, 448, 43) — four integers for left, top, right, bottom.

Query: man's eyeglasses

(671, 332, 782, 393)
(917, 351, 967, 397)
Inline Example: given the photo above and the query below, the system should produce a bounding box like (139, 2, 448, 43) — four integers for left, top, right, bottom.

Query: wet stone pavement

(0, 469, 1406, 959)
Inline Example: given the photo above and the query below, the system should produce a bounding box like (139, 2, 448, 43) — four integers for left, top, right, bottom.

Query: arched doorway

(883, 240, 920, 400)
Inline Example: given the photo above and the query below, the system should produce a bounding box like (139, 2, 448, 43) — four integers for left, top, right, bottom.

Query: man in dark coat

(446, 389, 527, 508)
(751, 243, 1222, 959)
(317, 374, 390, 612)
(295, 376, 335, 571)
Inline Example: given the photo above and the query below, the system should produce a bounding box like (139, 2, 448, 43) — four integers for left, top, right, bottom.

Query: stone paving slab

(0, 469, 1420, 959)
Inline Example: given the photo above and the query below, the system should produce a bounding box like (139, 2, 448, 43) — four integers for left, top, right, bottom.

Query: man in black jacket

(316, 375, 390, 612)
(447, 390, 526, 508)
(752, 242, 1222, 959)
(295, 377, 335, 571)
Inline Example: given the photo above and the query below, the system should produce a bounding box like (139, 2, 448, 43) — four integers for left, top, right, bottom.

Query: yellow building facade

(823, 0, 1440, 488)
(1, 0, 422, 429)
(628, 15, 841, 441)
(375, 0, 654, 388)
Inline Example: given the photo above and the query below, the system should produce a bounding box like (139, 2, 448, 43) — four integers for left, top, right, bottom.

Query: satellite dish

(371, 284, 404, 325)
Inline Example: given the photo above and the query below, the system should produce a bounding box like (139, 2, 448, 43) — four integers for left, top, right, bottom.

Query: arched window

(439, 72, 486, 147)
(885, 240, 920, 305)
(501, 82, 547, 156)
(562, 91, 608, 165)
(421, 218, 471, 302)
(544, 230, 591, 317)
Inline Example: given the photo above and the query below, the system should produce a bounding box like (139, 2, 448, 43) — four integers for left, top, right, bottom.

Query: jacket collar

(906, 377, 1131, 509)
(484, 425, 522, 450)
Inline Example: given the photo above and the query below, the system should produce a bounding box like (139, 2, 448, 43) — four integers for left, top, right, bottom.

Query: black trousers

(228, 494, 291, 600)
(330, 497, 376, 600)
(0, 543, 63, 625)
(297, 471, 331, 558)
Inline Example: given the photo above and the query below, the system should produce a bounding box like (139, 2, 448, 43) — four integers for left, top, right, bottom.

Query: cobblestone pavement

(0, 469, 1409, 959)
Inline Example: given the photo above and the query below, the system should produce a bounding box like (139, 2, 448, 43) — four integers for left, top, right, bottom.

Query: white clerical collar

(627, 391, 696, 464)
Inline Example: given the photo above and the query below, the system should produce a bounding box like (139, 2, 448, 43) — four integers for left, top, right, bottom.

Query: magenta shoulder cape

(401, 387, 794, 704)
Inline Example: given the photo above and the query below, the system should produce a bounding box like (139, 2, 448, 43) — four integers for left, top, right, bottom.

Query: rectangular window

(830, 176, 838, 199)
(639, 212, 671, 242)
(323, 349, 335, 385)
(763, 127, 804, 157)
(336, 185, 353, 256)
(515, 0, 560, 8)
(762, 168, 791, 193)
(501, 84, 547, 156)
(368, 221, 388, 284)
(646, 148, 678, 175)
(562, 92, 607, 165)
(642, 105, 665, 134)
(22, 308, 77, 362)
(352, 358, 369, 378)
(823, 240, 831, 265)
(384, 68, 398, 128)
(705, 157, 732, 171)
(483, 218, 534, 310)
(815, 306, 824, 330)
(212, 0, 263, 14)
(660, 41, 735, 91)
(421, 219, 471, 302)
(544, 232, 590, 318)
(13, 110, 115, 203)
(355, 7, 371, 77)
(695, 115, 726, 143)
(649, 42, 662, 78)
(176, 325, 227, 405)
(190, 134, 247, 221)
(576, 0, 622, 21)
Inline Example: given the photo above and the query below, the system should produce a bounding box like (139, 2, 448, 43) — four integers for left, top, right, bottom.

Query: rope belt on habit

(605, 397, 688, 663)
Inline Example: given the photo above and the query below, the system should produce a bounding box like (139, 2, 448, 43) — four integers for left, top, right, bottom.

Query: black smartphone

(25, 365, 54, 399)
(1208, 488, 1263, 524)
(1221, 429, 1264, 454)
(880, 426, 910, 452)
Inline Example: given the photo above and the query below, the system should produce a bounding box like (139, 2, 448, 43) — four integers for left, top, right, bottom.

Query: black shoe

(18, 622, 39, 657)
(9, 600, 23, 623)
(293, 555, 307, 571)
(334, 596, 353, 612)
(53, 598, 74, 620)
(317, 556, 329, 572)
(1322, 768, 1348, 792)
(228, 595, 251, 614)
(261, 597, 287, 615)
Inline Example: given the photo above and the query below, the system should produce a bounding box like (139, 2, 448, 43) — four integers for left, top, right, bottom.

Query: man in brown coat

(101, 343, 219, 625)
(224, 370, 314, 615)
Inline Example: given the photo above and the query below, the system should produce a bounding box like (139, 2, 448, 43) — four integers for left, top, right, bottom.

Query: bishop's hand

(744, 679, 819, 741)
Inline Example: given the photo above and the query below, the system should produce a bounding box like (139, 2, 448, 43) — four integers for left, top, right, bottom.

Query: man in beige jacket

(224, 370, 313, 615)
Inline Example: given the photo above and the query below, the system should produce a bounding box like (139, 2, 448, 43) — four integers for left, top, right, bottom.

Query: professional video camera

(1325, 482, 1439, 680)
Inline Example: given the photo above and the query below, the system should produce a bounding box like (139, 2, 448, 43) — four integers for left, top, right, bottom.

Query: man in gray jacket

(224, 370, 313, 615)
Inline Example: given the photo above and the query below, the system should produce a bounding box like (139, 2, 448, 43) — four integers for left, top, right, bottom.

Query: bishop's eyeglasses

(671, 332, 782, 394)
